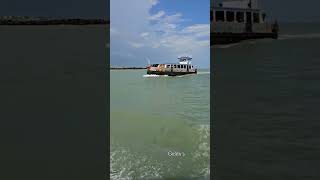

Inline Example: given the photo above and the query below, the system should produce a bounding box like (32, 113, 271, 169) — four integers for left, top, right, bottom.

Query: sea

(213, 23, 320, 179)
(0, 25, 109, 180)
(2, 23, 319, 180)
(110, 70, 210, 179)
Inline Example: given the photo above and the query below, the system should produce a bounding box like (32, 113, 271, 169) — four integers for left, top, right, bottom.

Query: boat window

(246, 12, 252, 23)
(188, 65, 191, 69)
(166, 64, 170, 68)
(215, 11, 224, 22)
(236, 12, 244, 23)
(262, 13, 266, 22)
(178, 65, 181, 68)
(253, 13, 260, 23)
(174, 65, 176, 68)
(226, 11, 235, 22)
(152, 64, 159, 67)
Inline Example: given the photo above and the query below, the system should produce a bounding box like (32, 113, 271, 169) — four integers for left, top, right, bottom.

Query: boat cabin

(211, 0, 273, 33)
(147, 56, 197, 75)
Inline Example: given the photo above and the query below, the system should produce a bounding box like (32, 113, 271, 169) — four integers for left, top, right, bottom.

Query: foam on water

(143, 73, 208, 78)
(212, 43, 240, 49)
(143, 74, 168, 78)
(110, 146, 163, 180)
(110, 125, 210, 180)
(197, 72, 210, 75)
(279, 33, 320, 40)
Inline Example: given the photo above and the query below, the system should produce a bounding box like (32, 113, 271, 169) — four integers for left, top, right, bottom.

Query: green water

(110, 69, 210, 179)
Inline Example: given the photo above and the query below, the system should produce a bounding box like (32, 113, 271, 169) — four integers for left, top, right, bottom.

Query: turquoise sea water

(213, 23, 320, 179)
(110, 69, 210, 179)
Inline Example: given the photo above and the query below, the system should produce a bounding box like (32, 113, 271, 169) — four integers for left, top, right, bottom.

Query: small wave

(279, 33, 320, 40)
(110, 147, 163, 180)
(212, 43, 240, 49)
(211, 39, 262, 48)
(197, 72, 210, 75)
(110, 125, 210, 179)
(143, 73, 207, 78)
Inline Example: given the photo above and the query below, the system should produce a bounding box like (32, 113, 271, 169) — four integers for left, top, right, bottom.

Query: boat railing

(212, 21, 276, 33)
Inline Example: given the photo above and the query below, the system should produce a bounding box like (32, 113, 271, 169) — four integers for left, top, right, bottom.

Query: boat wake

(279, 33, 320, 40)
(110, 125, 210, 180)
(143, 74, 168, 78)
(143, 73, 208, 78)
(212, 43, 240, 49)
(197, 72, 210, 75)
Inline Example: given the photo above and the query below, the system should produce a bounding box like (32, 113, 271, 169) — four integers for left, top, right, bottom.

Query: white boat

(211, 0, 279, 45)
(146, 56, 197, 76)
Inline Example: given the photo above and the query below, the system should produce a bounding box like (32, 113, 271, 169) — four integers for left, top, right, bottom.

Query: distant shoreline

(0, 17, 109, 25)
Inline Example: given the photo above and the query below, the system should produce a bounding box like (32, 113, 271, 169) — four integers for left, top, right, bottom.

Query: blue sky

(150, 0, 209, 25)
(111, 0, 210, 68)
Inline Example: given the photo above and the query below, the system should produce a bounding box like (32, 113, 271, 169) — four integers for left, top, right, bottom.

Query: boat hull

(147, 70, 197, 76)
(211, 32, 278, 45)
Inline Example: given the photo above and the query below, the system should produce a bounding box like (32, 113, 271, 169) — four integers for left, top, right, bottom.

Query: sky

(110, 0, 210, 68)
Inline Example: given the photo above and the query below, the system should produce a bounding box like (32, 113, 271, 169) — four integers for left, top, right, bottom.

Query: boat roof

(149, 56, 193, 65)
(212, 6, 262, 12)
(178, 56, 192, 59)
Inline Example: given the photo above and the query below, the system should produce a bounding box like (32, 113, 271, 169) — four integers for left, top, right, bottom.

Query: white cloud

(110, 27, 118, 35)
(128, 42, 145, 48)
(182, 24, 210, 37)
(149, 0, 159, 6)
(197, 40, 210, 46)
(150, 12, 184, 24)
(149, 12, 184, 36)
(146, 17, 209, 54)
(140, 32, 149, 37)
(149, 11, 165, 21)
(111, 0, 209, 68)
(140, 32, 150, 40)
(162, 13, 183, 23)
(151, 42, 161, 48)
